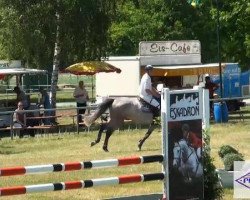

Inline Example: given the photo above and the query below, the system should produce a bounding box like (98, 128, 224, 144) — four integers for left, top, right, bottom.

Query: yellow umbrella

(64, 61, 121, 100)
(65, 61, 121, 75)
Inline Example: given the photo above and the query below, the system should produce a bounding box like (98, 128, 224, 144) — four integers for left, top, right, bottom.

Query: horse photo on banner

(162, 88, 204, 200)
(169, 120, 203, 199)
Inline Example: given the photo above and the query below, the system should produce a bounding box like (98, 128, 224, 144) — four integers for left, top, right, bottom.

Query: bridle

(174, 139, 201, 178)
(173, 144, 181, 167)
(175, 140, 194, 164)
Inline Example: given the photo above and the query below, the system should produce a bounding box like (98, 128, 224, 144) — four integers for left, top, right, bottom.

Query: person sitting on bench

(13, 101, 27, 138)
(13, 101, 35, 138)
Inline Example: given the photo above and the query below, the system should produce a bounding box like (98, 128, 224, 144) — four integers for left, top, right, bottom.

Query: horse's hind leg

(138, 122, 156, 151)
(103, 127, 114, 152)
(91, 123, 106, 147)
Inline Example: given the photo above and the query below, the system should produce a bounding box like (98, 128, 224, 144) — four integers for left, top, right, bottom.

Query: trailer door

(96, 58, 140, 98)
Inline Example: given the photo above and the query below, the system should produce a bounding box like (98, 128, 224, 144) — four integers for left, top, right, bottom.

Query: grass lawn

(0, 130, 163, 200)
(0, 106, 249, 199)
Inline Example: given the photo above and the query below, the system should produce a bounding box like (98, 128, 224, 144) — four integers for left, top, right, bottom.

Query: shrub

(203, 129, 223, 200)
(204, 150, 223, 200)
(218, 145, 239, 159)
(223, 153, 244, 171)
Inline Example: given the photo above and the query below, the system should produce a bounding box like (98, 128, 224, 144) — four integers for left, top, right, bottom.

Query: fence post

(10, 112, 14, 140)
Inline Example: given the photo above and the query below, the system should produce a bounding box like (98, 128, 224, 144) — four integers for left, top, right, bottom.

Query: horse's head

(177, 139, 192, 162)
(178, 138, 189, 147)
(173, 139, 193, 168)
(173, 142, 181, 168)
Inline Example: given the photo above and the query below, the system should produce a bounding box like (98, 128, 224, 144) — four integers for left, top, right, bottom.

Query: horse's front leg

(102, 127, 114, 152)
(138, 122, 156, 151)
(91, 123, 106, 147)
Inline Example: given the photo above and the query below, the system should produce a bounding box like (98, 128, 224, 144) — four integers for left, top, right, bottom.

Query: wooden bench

(26, 115, 62, 125)
(64, 114, 86, 125)
(64, 114, 78, 125)
(228, 110, 250, 121)
(0, 125, 58, 139)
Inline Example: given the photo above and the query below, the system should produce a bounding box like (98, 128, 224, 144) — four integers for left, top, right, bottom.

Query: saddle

(138, 97, 160, 118)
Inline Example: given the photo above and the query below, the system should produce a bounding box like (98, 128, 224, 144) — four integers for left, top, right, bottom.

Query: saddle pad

(141, 106, 151, 113)
(138, 97, 152, 113)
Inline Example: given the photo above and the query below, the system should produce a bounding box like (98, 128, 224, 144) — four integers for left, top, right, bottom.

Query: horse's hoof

(91, 141, 96, 147)
(138, 140, 142, 151)
(103, 146, 109, 152)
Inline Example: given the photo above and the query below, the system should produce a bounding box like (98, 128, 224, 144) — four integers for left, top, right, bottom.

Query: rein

(176, 140, 201, 177)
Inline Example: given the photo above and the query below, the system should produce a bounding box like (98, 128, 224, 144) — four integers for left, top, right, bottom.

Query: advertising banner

(234, 161, 250, 199)
(162, 88, 204, 200)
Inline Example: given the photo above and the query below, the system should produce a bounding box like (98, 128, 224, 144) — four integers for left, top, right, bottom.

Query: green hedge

(203, 129, 223, 199)
(218, 145, 244, 171)
(218, 145, 239, 159)
(223, 153, 244, 171)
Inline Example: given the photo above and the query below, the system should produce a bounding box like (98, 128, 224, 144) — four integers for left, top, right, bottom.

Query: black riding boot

(152, 107, 160, 118)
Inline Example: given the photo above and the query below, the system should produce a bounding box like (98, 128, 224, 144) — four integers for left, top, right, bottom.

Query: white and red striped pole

(0, 155, 163, 177)
(0, 172, 165, 196)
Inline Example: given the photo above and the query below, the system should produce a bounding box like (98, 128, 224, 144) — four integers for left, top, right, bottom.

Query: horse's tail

(84, 98, 114, 127)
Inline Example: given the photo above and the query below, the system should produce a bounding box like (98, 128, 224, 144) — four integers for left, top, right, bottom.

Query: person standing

(13, 86, 29, 109)
(73, 81, 89, 124)
(204, 75, 219, 116)
(39, 87, 52, 125)
(139, 65, 161, 115)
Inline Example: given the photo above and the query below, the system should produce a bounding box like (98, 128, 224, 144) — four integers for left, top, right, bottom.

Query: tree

(0, 0, 56, 70)
(0, 0, 116, 108)
(107, 0, 249, 69)
(51, 0, 62, 111)
(0, 0, 248, 82)
(215, 0, 250, 70)
(107, 0, 210, 57)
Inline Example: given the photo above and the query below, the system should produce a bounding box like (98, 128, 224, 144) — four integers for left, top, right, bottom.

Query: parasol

(65, 61, 121, 75)
(65, 61, 121, 100)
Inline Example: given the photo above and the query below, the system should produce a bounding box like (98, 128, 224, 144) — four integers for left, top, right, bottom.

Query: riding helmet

(145, 65, 153, 70)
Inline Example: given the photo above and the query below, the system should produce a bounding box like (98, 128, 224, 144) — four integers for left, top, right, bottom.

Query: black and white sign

(161, 88, 204, 200)
(139, 40, 201, 56)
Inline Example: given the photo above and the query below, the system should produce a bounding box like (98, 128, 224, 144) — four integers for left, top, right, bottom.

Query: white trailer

(96, 40, 223, 102)
(96, 56, 141, 102)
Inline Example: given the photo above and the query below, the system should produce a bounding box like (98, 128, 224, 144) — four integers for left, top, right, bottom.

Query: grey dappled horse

(173, 139, 203, 180)
(84, 98, 158, 152)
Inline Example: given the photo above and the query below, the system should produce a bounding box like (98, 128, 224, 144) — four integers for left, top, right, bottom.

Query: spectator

(13, 101, 26, 138)
(204, 75, 219, 116)
(39, 87, 52, 125)
(73, 81, 89, 124)
(13, 86, 29, 109)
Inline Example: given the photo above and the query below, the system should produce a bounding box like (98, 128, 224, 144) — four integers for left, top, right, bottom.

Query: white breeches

(142, 96, 160, 109)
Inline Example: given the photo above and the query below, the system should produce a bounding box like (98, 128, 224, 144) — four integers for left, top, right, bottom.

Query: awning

(0, 68, 48, 76)
(149, 63, 226, 76)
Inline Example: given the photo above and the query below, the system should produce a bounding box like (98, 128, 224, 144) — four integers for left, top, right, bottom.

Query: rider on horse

(181, 123, 202, 159)
(139, 65, 161, 117)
